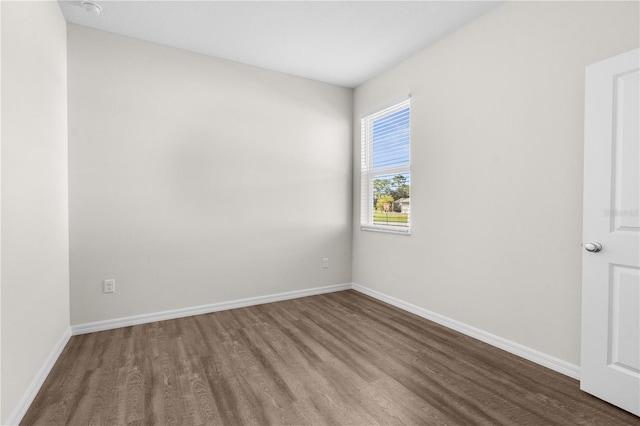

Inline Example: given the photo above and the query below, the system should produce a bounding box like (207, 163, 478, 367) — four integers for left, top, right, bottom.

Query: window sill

(360, 224, 411, 235)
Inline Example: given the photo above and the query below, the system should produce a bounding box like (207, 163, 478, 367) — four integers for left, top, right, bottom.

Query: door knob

(584, 242, 602, 252)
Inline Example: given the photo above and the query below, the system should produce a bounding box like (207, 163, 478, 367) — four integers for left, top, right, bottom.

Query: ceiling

(58, 1, 503, 88)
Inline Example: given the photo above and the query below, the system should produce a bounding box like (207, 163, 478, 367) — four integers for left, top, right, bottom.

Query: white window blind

(361, 99, 411, 234)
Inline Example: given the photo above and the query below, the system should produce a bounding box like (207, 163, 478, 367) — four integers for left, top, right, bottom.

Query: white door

(581, 48, 640, 417)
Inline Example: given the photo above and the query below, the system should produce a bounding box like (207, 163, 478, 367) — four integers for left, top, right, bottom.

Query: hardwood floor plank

(22, 290, 640, 425)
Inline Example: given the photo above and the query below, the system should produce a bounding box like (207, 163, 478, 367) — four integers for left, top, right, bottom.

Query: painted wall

(1, 1, 70, 423)
(0, 2, 3, 420)
(352, 1, 639, 366)
(67, 25, 353, 325)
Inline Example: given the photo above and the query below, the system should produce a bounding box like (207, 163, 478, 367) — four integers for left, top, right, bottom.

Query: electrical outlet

(322, 258, 329, 269)
(104, 279, 115, 293)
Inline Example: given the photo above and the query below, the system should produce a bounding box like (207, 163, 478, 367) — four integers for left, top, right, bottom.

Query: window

(360, 99, 411, 234)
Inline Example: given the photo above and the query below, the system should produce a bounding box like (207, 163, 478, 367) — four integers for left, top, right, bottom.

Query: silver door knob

(584, 242, 602, 252)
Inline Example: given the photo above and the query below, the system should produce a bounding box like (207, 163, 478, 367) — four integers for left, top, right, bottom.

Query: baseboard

(71, 282, 352, 335)
(351, 283, 581, 380)
(6, 327, 71, 426)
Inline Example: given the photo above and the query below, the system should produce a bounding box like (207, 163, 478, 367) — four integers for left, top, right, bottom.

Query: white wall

(353, 1, 639, 366)
(0, 2, 3, 420)
(67, 25, 353, 325)
(1, 1, 70, 423)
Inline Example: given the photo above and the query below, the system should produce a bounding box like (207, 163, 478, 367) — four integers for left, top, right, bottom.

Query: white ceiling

(58, 1, 503, 88)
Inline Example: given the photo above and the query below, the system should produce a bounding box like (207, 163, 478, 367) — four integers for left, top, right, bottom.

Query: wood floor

(23, 290, 639, 425)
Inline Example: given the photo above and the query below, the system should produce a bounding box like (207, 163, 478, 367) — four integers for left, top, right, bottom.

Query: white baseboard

(6, 327, 71, 426)
(351, 283, 581, 380)
(73, 281, 581, 381)
(71, 282, 352, 335)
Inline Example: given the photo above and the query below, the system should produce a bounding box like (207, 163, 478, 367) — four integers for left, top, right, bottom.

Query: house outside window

(360, 99, 411, 234)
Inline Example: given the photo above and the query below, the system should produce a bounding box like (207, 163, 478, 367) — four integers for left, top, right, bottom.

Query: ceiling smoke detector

(82, 2, 102, 15)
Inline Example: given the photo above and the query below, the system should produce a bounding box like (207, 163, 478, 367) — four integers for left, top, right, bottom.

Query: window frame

(360, 98, 411, 235)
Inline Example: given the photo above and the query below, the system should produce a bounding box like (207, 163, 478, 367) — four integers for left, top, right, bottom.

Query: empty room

(1, 0, 639, 424)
